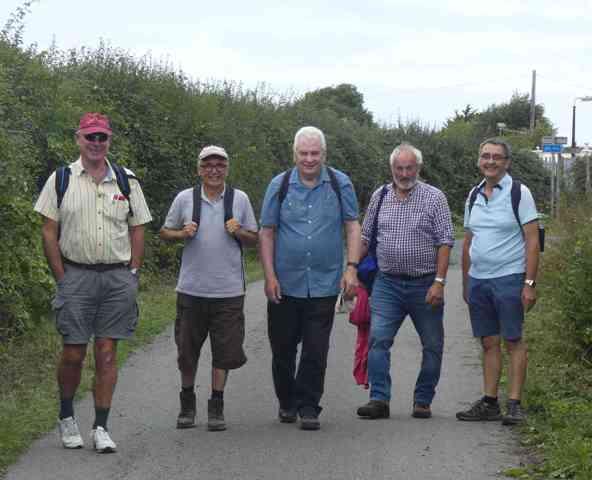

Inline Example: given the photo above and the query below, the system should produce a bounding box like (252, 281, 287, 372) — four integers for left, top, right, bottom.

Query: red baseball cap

(77, 112, 112, 135)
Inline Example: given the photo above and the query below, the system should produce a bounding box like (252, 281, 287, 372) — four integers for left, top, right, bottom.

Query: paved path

(6, 252, 520, 480)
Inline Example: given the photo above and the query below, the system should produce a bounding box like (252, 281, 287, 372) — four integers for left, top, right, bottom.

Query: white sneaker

(90, 426, 117, 453)
(58, 417, 84, 449)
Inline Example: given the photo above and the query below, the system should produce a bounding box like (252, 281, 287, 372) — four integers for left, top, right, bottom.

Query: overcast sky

(3, 0, 592, 146)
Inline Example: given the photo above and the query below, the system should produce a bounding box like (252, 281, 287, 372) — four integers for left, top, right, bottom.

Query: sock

(211, 389, 224, 400)
(93, 407, 110, 430)
(59, 397, 74, 420)
(182, 385, 195, 394)
(483, 395, 498, 405)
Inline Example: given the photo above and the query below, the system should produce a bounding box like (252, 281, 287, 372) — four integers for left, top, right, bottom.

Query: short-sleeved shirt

(34, 158, 152, 264)
(260, 166, 359, 298)
(163, 185, 258, 298)
(464, 173, 538, 279)
(362, 182, 454, 277)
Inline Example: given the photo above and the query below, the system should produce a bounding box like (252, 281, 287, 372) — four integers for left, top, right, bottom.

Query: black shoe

(502, 401, 526, 426)
(207, 398, 226, 431)
(357, 400, 390, 419)
(412, 403, 432, 419)
(278, 408, 297, 424)
(176, 391, 196, 429)
(299, 406, 320, 431)
(456, 398, 502, 421)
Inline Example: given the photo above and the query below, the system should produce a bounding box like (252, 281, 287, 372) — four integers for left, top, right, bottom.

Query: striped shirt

(362, 182, 454, 277)
(34, 158, 152, 264)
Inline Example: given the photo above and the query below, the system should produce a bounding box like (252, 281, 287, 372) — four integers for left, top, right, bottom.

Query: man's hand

(182, 221, 198, 238)
(264, 276, 282, 304)
(522, 285, 537, 313)
(225, 218, 241, 235)
(425, 282, 444, 307)
(340, 267, 359, 300)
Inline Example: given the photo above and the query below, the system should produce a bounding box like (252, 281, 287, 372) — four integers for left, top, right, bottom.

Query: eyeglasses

(200, 163, 228, 172)
(83, 133, 110, 143)
(479, 153, 507, 162)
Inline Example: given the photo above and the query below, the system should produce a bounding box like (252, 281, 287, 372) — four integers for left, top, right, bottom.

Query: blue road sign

(543, 144, 562, 153)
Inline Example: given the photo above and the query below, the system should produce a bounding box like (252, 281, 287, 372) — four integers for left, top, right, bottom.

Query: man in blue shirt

(259, 126, 361, 430)
(457, 138, 540, 426)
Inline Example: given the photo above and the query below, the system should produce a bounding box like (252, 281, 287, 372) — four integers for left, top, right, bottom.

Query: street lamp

(572, 96, 592, 152)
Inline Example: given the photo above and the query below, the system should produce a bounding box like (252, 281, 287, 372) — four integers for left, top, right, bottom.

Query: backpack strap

(278, 168, 293, 206)
(467, 180, 485, 217)
(55, 166, 71, 209)
(510, 180, 522, 228)
(223, 186, 235, 222)
(110, 163, 135, 216)
(326, 166, 343, 211)
(192, 182, 202, 225)
(368, 184, 388, 255)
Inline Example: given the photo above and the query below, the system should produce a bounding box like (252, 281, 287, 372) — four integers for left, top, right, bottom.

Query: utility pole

(529, 70, 536, 132)
(557, 152, 563, 219)
(550, 155, 556, 217)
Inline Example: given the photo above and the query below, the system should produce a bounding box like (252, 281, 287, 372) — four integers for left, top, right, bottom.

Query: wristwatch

(524, 279, 536, 288)
(347, 262, 359, 269)
(434, 277, 446, 286)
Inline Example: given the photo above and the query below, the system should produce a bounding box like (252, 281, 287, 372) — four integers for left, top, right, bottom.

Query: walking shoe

(412, 403, 432, 419)
(456, 398, 502, 421)
(176, 390, 196, 429)
(207, 398, 226, 431)
(299, 406, 320, 431)
(357, 400, 390, 419)
(278, 407, 297, 423)
(502, 401, 526, 426)
(90, 426, 117, 453)
(58, 416, 84, 449)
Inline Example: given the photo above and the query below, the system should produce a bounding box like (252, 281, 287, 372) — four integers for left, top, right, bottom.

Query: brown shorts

(175, 293, 247, 371)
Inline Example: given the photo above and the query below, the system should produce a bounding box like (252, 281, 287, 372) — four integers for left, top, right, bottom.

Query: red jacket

(350, 286, 370, 388)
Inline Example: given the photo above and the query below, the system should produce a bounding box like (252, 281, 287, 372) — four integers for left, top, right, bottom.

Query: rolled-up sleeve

(433, 191, 455, 246)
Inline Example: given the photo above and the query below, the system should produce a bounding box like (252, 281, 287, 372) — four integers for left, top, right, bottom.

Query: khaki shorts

(52, 265, 139, 344)
(175, 293, 247, 371)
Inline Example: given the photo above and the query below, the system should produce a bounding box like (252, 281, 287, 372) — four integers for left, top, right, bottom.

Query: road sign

(562, 146, 582, 154)
(554, 136, 568, 145)
(542, 136, 555, 144)
(543, 144, 562, 153)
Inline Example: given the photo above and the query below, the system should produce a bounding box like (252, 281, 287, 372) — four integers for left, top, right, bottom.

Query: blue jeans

(368, 271, 444, 405)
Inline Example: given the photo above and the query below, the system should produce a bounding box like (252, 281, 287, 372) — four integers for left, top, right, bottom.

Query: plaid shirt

(362, 182, 454, 276)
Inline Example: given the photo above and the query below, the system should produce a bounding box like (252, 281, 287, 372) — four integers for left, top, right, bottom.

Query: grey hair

(389, 143, 423, 168)
(293, 126, 327, 154)
(479, 137, 512, 160)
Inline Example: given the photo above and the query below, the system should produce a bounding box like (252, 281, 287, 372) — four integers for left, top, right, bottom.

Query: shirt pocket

(280, 196, 308, 223)
(105, 194, 130, 222)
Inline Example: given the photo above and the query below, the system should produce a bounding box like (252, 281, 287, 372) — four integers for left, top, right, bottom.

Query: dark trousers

(267, 295, 337, 413)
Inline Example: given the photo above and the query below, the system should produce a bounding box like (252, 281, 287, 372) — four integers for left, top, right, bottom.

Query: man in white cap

(160, 145, 258, 431)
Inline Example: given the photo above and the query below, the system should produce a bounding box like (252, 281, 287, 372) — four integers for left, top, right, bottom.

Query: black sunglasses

(83, 133, 110, 143)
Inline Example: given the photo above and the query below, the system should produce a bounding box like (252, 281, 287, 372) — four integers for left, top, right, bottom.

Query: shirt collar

(71, 157, 114, 182)
(290, 165, 330, 185)
(478, 173, 511, 191)
(201, 184, 226, 202)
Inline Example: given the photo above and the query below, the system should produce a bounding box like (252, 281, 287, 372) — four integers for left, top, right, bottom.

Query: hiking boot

(177, 390, 196, 429)
(456, 398, 502, 421)
(357, 400, 390, 419)
(502, 401, 526, 426)
(412, 403, 432, 419)
(207, 398, 226, 431)
(90, 426, 117, 453)
(58, 416, 84, 449)
(299, 406, 320, 431)
(278, 407, 297, 424)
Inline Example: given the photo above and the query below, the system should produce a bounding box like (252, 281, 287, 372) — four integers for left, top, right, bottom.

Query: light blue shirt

(464, 174, 538, 279)
(260, 166, 359, 298)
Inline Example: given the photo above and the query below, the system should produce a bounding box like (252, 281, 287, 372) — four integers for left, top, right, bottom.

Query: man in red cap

(34, 112, 152, 453)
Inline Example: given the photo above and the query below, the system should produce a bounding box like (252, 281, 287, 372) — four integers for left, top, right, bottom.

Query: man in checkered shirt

(356, 143, 454, 420)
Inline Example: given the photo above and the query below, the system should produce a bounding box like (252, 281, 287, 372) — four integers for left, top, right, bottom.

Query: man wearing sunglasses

(160, 145, 258, 432)
(457, 138, 539, 426)
(34, 112, 152, 453)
